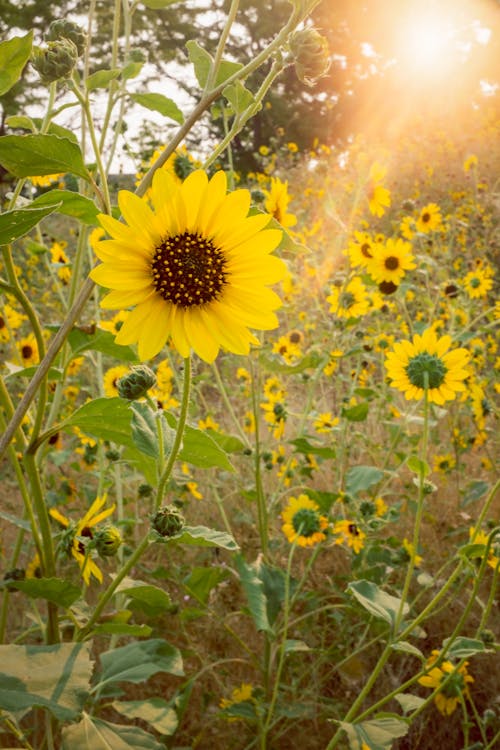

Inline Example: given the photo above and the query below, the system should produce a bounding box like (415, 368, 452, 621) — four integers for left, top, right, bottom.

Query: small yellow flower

(333, 520, 366, 554)
(366, 162, 391, 217)
(418, 650, 474, 716)
(462, 268, 493, 299)
(374, 497, 388, 516)
(402, 537, 423, 567)
(198, 415, 220, 431)
(103, 365, 129, 398)
(263, 176, 297, 228)
(416, 203, 442, 233)
(327, 276, 370, 318)
(282, 494, 328, 547)
(366, 238, 416, 286)
(468, 528, 499, 570)
(17, 334, 39, 367)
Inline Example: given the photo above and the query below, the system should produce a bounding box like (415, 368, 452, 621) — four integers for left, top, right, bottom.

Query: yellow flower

(347, 231, 375, 269)
(416, 203, 442, 233)
(103, 365, 129, 398)
(366, 162, 391, 217)
(333, 520, 366, 554)
(468, 528, 499, 570)
(462, 268, 493, 299)
(198, 415, 220, 431)
(90, 170, 285, 362)
(418, 651, 474, 716)
(282, 494, 328, 547)
(50, 241, 69, 265)
(374, 497, 388, 517)
(50, 495, 115, 584)
(100, 309, 130, 335)
(463, 154, 478, 172)
(366, 238, 416, 286)
(30, 173, 64, 188)
(0, 303, 26, 342)
(385, 328, 470, 405)
(327, 276, 370, 318)
(263, 176, 297, 228)
(314, 412, 339, 433)
(17, 334, 39, 367)
(402, 537, 423, 567)
(220, 683, 256, 721)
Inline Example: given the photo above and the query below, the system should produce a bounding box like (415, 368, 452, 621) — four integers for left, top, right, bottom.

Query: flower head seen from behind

(90, 170, 286, 363)
(282, 494, 328, 547)
(418, 650, 474, 716)
(385, 328, 470, 405)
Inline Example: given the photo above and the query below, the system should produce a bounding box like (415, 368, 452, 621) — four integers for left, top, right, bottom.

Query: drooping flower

(49, 495, 116, 584)
(418, 650, 474, 716)
(366, 238, 416, 286)
(385, 328, 470, 405)
(263, 176, 297, 228)
(90, 170, 286, 362)
(281, 494, 328, 547)
(366, 162, 391, 217)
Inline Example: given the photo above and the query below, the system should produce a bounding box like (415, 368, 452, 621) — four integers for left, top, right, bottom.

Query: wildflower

(90, 170, 285, 362)
(243, 411, 255, 434)
(103, 365, 129, 398)
(263, 177, 297, 228)
(418, 650, 474, 716)
(66, 356, 84, 377)
(433, 453, 456, 473)
(327, 276, 370, 318)
(17, 334, 39, 367)
(463, 154, 478, 172)
(468, 528, 499, 570)
(49, 495, 116, 584)
(366, 238, 416, 286)
(462, 268, 493, 299)
(220, 683, 256, 721)
(272, 334, 301, 363)
(282, 494, 328, 547)
(366, 163, 391, 217)
(402, 537, 423, 567)
(346, 232, 375, 268)
(416, 203, 442, 233)
(261, 400, 287, 439)
(151, 505, 185, 538)
(333, 520, 366, 554)
(323, 349, 343, 376)
(198, 415, 220, 431)
(263, 376, 285, 402)
(0, 303, 26, 342)
(374, 497, 388, 516)
(100, 309, 129, 335)
(385, 329, 470, 405)
(314, 412, 339, 432)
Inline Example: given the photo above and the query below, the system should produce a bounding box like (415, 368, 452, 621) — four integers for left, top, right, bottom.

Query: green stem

(204, 0, 240, 93)
(249, 355, 268, 558)
(211, 361, 250, 447)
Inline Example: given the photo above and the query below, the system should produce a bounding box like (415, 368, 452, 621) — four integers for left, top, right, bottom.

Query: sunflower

(90, 170, 286, 362)
(347, 231, 376, 269)
(416, 203, 442, 233)
(327, 276, 370, 318)
(366, 162, 391, 217)
(333, 520, 366, 554)
(50, 495, 115, 584)
(418, 650, 474, 716)
(462, 268, 494, 299)
(385, 329, 470, 405)
(468, 528, 499, 570)
(366, 238, 416, 285)
(263, 176, 297, 228)
(17, 334, 39, 367)
(281, 494, 328, 547)
(103, 364, 129, 398)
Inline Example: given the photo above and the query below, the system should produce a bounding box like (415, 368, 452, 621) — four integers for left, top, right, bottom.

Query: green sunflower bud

(289, 28, 330, 87)
(116, 365, 157, 400)
(151, 506, 185, 538)
(479, 629, 495, 646)
(127, 48, 148, 64)
(32, 38, 79, 84)
(95, 525, 122, 557)
(46, 20, 88, 57)
(138, 483, 154, 498)
(3, 568, 26, 592)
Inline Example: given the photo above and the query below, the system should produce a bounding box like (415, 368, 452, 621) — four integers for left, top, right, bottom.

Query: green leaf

(461, 480, 489, 507)
(116, 578, 173, 617)
(0, 643, 92, 721)
(5, 115, 37, 132)
(284, 639, 310, 653)
(0, 32, 33, 96)
(223, 80, 254, 115)
(142, 0, 181, 8)
(183, 566, 229, 605)
(62, 397, 134, 448)
(394, 693, 426, 714)
(86, 68, 121, 91)
(259, 351, 322, 374)
(0, 134, 90, 181)
(12, 578, 81, 608)
(93, 623, 152, 637)
(131, 93, 184, 124)
(345, 466, 384, 496)
(30, 190, 99, 225)
(112, 698, 178, 736)
(406, 455, 430, 477)
(172, 525, 239, 551)
(186, 40, 212, 87)
(95, 639, 183, 690)
(258, 562, 286, 625)
(235, 554, 272, 633)
(131, 402, 175, 460)
(339, 716, 409, 750)
(68, 326, 138, 361)
(390, 641, 424, 659)
(443, 636, 491, 658)
(341, 402, 369, 421)
(0, 511, 32, 531)
(62, 714, 165, 750)
(179, 424, 235, 471)
(215, 59, 244, 86)
(0, 203, 62, 245)
(347, 580, 409, 627)
(290, 437, 336, 459)
(205, 429, 246, 454)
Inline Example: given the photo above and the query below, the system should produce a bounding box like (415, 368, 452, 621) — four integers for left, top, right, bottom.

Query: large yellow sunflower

(366, 238, 416, 285)
(385, 328, 470, 405)
(281, 494, 328, 548)
(90, 170, 286, 362)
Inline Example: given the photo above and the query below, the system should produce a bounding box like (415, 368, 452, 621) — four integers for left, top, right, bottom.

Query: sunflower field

(0, 2, 499, 749)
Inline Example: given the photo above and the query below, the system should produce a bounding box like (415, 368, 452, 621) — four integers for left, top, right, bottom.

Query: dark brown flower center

(151, 232, 227, 308)
(384, 256, 399, 270)
(422, 212, 431, 223)
(361, 242, 372, 258)
(21, 345, 33, 359)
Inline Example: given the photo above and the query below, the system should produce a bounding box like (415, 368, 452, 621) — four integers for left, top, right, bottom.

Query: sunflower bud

(289, 28, 330, 86)
(95, 525, 122, 557)
(151, 506, 185, 538)
(3, 568, 26, 592)
(32, 38, 79, 84)
(128, 48, 148, 64)
(46, 20, 88, 57)
(116, 365, 157, 400)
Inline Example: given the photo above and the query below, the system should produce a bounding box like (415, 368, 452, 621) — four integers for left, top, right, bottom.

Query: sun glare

(397, 10, 455, 76)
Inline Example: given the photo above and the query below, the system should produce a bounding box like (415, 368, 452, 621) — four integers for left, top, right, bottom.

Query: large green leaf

(62, 713, 164, 750)
(347, 580, 408, 627)
(339, 716, 409, 750)
(95, 639, 183, 691)
(345, 466, 384, 496)
(179, 425, 235, 470)
(62, 397, 134, 448)
(12, 577, 82, 608)
(223, 80, 254, 115)
(85, 68, 121, 91)
(235, 554, 272, 633)
(186, 40, 212, 87)
(131, 93, 184, 123)
(172, 525, 239, 551)
(116, 577, 173, 617)
(131, 402, 175, 459)
(0, 134, 89, 181)
(183, 566, 229, 605)
(0, 203, 62, 245)
(68, 327, 138, 361)
(31, 189, 99, 225)
(112, 698, 178, 735)
(0, 643, 92, 721)
(0, 32, 33, 96)
(443, 636, 491, 658)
